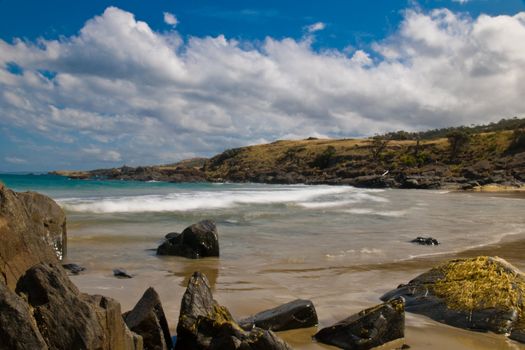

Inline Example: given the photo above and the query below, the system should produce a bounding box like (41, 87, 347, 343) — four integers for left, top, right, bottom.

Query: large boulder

(0, 278, 48, 350)
(18, 191, 67, 260)
(239, 299, 318, 332)
(175, 272, 292, 350)
(381, 256, 525, 338)
(314, 298, 405, 350)
(16, 263, 142, 350)
(124, 287, 173, 350)
(157, 220, 220, 259)
(0, 183, 58, 290)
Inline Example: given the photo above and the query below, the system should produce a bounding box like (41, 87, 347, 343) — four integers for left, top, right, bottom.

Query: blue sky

(1, 0, 525, 171)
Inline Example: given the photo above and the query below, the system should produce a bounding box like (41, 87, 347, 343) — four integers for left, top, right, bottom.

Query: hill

(52, 119, 525, 190)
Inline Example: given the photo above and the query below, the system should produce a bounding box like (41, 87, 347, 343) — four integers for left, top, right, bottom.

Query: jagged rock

(62, 263, 86, 274)
(113, 268, 133, 278)
(16, 263, 141, 350)
(239, 299, 318, 331)
(381, 257, 525, 337)
(0, 183, 58, 290)
(18, 191, 67, 260)
(124, 287, 172, 350)
(314, 298, 405, 350)
(175, 272, 292, 350)
(157, 220, 220, 259)
(410, 237, 439, 246)
(0, 278, 48, 350)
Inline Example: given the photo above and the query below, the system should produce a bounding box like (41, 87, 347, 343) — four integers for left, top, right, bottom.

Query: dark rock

(175, 272, 292, 350)
(16, 263, 142, 349)
(0, 278, 48, 350)
(113, 268, 133, 278)
(157, 220, 220, 259)
(62, 263, 86, 274)
(239, 299, 318, 332)
(0, 183, 58, 290)
(410, 237, 439, 246)
(165, 232, 180, 240)
(18, 191, 67, 260)
(381, 257, 524, 336)
(124, 287, 172, 350)
(314, 298, 405, 350)
(510, 328, 525, 343)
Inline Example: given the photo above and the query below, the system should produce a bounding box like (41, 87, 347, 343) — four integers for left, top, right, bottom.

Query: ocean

(2, 173, 525, 349)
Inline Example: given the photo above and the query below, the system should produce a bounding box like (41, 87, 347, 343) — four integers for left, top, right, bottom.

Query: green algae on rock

(381, 256, 525, 340)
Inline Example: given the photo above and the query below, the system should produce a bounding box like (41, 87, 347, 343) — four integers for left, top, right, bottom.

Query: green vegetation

(446, 130, 471, 159)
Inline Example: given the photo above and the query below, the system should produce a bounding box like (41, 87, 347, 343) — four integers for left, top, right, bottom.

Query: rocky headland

(52, 119, 525, 191)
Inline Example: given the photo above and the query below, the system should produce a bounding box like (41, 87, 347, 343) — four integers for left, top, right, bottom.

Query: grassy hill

(53, 118, 525, 190)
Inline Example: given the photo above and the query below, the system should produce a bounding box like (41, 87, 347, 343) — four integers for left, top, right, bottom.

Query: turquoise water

(3, 173, 525, 349)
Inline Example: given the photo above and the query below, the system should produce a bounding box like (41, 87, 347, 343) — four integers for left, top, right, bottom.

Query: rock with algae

(381, 256, 525, 340)
(175, 271, 293, 350)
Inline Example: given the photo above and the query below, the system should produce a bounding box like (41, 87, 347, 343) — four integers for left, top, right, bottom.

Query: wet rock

(124, 287, 172, 350)
(239, 299, 318, 331)
(381, 257, 525, 336)
(0, 278, 48, 350)
(62, 263, 86, 274)
(16, 263, 141, 350)
(175, 272, 292, 350)
(157, 220, 220, 259)
(410, 237, 439, 246)
(18, 191, 67, 260)
(113, 268, 133, 278)
(314, 298, 405, 350)
(0, 183, 58, 290)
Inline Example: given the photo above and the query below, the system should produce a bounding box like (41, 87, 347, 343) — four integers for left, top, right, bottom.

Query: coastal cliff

(53, 119, 525, 190)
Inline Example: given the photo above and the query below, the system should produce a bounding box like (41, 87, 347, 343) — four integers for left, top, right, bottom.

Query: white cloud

(163, 12, 178, 26)
(306, 22, 326, 33)
(452, 0, 470, 4)
(1, 7, 525, 169)
(5, 156, 27, 164)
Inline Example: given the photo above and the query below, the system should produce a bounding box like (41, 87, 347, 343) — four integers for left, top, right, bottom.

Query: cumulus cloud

(163, 12, 178, 26)
(1, 6, 525, 169)
(306, 22, 326, 33)
(452, 0, 470, 4)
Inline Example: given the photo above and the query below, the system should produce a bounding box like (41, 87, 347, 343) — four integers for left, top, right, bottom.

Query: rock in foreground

(124, 287, 173, 350)
(15, 263, 142, 350)
(18, 191, 67, 260)
(381, 256, 525, 337)
(240, 299, 318, 332)
(175, 271, 292, 350)
(314, 298, 405, 350)
(410, 236, 439, 246)
(157, 220, 220, 259)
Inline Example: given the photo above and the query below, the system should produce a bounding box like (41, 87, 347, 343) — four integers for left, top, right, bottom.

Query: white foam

(345, 208, 407, 217)
(60, 185, 363, 213)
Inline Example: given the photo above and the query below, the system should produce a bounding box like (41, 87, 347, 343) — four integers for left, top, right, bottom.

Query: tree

(507, 128, 525, 152)
(446, 130, 470, 159)
(370, 136, 390, 160)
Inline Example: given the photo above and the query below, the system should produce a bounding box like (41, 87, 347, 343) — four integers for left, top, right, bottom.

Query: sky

(1, 0, 525, 171)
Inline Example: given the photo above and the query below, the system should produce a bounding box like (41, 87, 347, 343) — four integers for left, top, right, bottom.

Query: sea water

(2, 173, 525, 349)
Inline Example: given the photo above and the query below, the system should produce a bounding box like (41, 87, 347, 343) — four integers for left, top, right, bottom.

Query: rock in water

(314, 298, 405, 350)
(410, 236, 439, 245)
(16, 263, 142, 350)
(124, 287, 173, 350)
(175, 272, 292, 350)
(0, 278, 48, 350)
(381, 256, 525, 337)
(62, 263, 86, 275)
(18, 191, 67, 260)
(113, 268, 133, 278)
(239, 299, 318, 331)
(157, 220, 220, 259)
